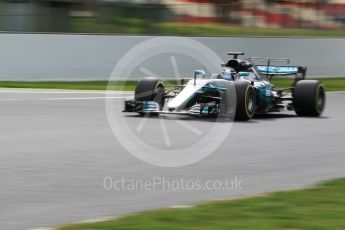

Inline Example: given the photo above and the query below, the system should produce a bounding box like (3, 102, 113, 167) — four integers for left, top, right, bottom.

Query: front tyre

(235, 81, 256, 121)
(135, 77, 165, 113)
(294, 80, 325, 116)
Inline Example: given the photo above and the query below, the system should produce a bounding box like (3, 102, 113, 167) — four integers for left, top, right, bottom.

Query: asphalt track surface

(1, 89, 345, 230)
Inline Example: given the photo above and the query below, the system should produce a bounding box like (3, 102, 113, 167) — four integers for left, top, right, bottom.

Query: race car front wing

(123, 100, 219, 117)
(123, 100, 160, 113)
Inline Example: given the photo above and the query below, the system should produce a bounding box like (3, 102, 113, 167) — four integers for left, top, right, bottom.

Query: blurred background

(0, 0, 344, 34)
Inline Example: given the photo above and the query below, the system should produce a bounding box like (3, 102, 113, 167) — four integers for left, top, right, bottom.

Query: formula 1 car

(123, 52, 325, 121)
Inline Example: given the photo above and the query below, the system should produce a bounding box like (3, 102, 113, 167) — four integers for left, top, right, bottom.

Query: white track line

(28, 217, 115, 230)
(0, 96, 127, 102)
(75, 216, 114, 224)
(27, 182, 325, 230)
(169, 205, 194, 209)
(0, 89, 132, 94)
(41, 96, 127, 100)
(29, 228, 55, 230)
(0, 90, 105, 94)
(326, 91, 345, 94)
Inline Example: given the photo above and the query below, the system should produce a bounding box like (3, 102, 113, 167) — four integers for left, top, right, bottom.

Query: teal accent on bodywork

(142, 101, 159, 112)
(255, 83, 273, 105)
(238, 72, 250, 77)
(257, 66, 298, 75)
(201, 106, 218, 116)
(202, 107, 209, 115)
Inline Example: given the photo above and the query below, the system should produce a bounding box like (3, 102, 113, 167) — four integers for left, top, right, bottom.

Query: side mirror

(193, 70, 205, 86)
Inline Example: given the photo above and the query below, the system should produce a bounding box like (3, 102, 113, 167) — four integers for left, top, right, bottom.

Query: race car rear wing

(249, 57, 306, 82)
(256, 65, 306, 76)
(256, 65, 307, 86)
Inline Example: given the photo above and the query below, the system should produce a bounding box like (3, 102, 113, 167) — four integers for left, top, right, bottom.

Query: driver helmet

(221, 68, 232, 80)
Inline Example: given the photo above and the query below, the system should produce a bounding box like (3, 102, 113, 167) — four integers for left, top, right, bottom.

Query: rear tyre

(235, 81, 256, 121)
(135, 77, 165, 114)
(294, 80, 325, 116)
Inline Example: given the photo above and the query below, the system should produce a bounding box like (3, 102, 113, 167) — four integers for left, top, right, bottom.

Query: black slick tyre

(235, 81, 256, 121)
(294, 80, 325, 116)
(134, 77, 165, 113)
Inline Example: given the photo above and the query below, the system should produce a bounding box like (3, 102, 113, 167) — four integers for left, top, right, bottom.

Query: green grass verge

(158, 23, 345, 37)
(271, 77, 345, 92)
(57, 178, 345, 230)
(71, 18, 345, 37)
(0, 78, 344, 92)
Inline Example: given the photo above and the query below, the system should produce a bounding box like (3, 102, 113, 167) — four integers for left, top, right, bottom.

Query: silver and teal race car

(124, 52, 325, 121)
